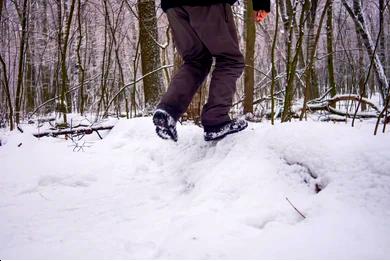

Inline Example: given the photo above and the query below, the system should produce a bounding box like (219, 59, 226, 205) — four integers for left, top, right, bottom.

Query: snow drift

(1, 118, 390, 259)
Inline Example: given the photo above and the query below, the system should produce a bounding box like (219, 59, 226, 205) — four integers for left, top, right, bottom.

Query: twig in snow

(286, 197, 306, 219)
(39, 192, 50, 201)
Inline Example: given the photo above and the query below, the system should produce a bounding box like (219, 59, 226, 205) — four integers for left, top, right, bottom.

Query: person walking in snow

(153, 0, 271, 142)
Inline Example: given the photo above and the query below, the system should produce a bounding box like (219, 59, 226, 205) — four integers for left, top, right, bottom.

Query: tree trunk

(282, 0, 309, 122)
(305, 0, 319, 100)
(300, 0, 331, 120)
(137, 0, 164, 112)
(271, 0, 279, 125)
(60, 0, 76, 124)
(25, 44, 35, 113)
(76, 0, 86, 115)
(0, 54, 14, 130)
(378, 0, 386, 98)
(14, 0, 29, 124)
(106, 0, 126, 117)
(244, 0, 256, 114)
(40, 0, 51, 109)
(326, 0, 337, 107)
(357, 30, 367, 111)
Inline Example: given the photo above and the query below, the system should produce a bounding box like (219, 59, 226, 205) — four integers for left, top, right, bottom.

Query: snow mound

(1, 118, 389, 258)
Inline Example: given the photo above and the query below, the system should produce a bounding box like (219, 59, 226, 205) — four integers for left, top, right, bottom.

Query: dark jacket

(161, 0, 271, 13)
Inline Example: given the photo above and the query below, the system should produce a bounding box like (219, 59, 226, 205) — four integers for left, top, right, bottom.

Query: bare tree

(341, 0, 389, 103)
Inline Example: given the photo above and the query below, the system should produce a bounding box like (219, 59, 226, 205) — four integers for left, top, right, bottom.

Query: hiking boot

(204, 118, 248, 141)
(153, 109, 178, 142)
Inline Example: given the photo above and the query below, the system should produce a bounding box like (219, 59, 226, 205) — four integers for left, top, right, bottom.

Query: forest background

(0, 0, 389, 133)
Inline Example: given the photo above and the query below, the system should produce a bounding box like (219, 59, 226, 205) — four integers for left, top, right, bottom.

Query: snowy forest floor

(1, 117, 390, 259)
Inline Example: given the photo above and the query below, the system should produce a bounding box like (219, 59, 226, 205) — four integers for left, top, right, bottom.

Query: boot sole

(153, 111, 178, 142)
(204, 121, 248, 141)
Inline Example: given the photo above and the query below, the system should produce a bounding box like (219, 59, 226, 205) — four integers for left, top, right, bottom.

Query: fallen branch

(308, 94, 381, 113)
(320, 115, 347, 122)
(33, 125, 114, 138)
(306, 94, 382, 119)
(286, 197, 306, 219)
(308, 104, 379, 119)
(28, 117, 56, 124)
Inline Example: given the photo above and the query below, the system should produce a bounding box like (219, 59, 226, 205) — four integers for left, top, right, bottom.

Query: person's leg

(157, 7, 213, 121)
(184, 4, 245, 128)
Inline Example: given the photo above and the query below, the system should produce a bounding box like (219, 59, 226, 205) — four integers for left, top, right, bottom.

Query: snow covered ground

(1, 117, 390, 259)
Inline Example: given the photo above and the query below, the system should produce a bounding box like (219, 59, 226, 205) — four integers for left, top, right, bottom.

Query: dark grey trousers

(157, 3, 245, 128)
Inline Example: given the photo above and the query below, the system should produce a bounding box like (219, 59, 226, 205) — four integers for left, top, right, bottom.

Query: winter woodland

(1, 0, 390, 259)
(0, 0, 389, 129)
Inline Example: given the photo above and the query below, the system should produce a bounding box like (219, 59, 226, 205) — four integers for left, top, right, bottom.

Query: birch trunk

(341, 0, 389, 103)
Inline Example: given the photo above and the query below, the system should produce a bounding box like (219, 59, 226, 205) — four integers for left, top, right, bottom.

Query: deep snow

(1, 118, 390, 259)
